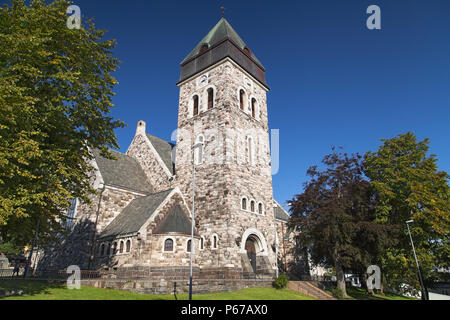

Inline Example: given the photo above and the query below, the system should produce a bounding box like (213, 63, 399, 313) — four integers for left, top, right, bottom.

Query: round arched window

(164, 238, 174, 252)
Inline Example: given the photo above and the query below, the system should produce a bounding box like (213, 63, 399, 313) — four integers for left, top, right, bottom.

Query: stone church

(38, 18, 293, 280)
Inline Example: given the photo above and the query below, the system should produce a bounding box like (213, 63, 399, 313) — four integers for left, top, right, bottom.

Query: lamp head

(406, 220, 414, 224)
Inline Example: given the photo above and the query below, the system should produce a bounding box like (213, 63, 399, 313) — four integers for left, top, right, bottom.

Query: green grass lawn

(326, 287, 418, 300)
(0, 280, 315, 300)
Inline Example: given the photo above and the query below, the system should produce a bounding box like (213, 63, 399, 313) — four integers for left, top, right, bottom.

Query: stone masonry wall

(127, 133, 172, 193)
(174, 59, 277, 273)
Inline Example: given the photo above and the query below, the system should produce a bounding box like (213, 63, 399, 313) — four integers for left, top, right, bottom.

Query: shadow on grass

(0, 279, 66, 299)
(345, 287, 387, 300)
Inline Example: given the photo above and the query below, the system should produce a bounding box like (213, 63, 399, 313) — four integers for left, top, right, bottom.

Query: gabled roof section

(153, 204, 197, 236)
(98, 189, 173, 240)
(146, 134, 175, 175)
(92, 149, 153, 194)
(274, 201, 291, 222)
(181, 18, 264, 69)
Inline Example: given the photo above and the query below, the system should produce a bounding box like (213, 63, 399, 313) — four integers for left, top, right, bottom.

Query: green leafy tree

(0, 0, 124, 248)
(365, 132, 450, 293)
(289, 149, 391, 298)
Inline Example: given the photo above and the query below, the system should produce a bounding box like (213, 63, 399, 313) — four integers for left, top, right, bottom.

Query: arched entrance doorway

(240, 228, 270, 276)
(245, 237, 257, 273)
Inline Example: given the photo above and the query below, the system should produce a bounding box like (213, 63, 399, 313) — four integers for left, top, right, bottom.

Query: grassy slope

(0, 280, 315, 300)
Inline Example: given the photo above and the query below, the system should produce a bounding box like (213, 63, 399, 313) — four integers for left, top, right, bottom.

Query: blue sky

(10, 0, 450, 207)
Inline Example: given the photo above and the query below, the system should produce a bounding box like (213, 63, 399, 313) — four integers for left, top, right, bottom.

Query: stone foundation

(82, 278, 273, 295)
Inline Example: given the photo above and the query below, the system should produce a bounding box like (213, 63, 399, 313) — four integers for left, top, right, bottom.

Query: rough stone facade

(35, 18, 297, 289)
(174, 58, 278, 275)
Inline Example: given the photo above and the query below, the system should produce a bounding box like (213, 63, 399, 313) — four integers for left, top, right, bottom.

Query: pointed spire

(180, 18, 263, 68)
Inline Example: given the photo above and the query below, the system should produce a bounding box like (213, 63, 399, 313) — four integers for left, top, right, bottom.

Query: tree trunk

(335, 260, 348, 298)
(379, 273, 386, 296)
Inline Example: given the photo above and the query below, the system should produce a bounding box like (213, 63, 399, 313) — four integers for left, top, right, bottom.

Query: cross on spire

(221, 5, 225, 18)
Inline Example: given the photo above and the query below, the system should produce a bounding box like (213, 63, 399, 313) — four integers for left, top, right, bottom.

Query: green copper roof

(181, 18, 264, 68)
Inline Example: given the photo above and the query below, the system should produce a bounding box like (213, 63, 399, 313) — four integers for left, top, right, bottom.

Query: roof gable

(145, 134, 175, 175)
(153, 204, 196, 236)
(98, 189, 173, 240)
(93, 149, 153, 193)
(274, 202, 291, 222)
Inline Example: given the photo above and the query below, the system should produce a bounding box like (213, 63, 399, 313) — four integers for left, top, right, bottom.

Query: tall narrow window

(250, 200, 255, 212)
(239, 89, 245, 110)
(100, 244, 105, 256)
(112, 242, 117, 255)
(200, 237, 204, 250)
(258, 203, 263, 215)
(212, 235, 218, 249)
(207, 88, 214, 109)
(164, 238, 174, 252)
(106, 243, 111, 256)
(119, 241, 124, 253)
(251, 98, 256, 118)
(193, 95, 199, 116)
(242, 198, 247, 210)
(126, 240, 131, 253)
(187, 240, 192, 253)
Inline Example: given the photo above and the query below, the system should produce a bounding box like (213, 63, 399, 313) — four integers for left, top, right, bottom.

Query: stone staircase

(288, 281, 336, 300)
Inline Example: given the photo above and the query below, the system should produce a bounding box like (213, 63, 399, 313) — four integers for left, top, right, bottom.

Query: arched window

(106, 243, 111, 256)
(212, 234, 218, 250)
(187, 239, 192, 253)
(119, 241, 124, 254)
(250, 200, 255, 212)
(258, 203, 263, 215)
(100, 243, 105, 256)
(193, 95, 199, 116)
(251, 98, 257, 118)
(194, 135, 204, 165)
(239, 89, 245, 110)
(164, 238, 174, 252)
(126, 240, 131, 253)
(207, 88, 214, 109)
(242, 198, 247, 210)
(112, 242, 117, 255)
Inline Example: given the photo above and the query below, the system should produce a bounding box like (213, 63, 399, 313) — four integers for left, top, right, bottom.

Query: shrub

(273, 274, 289, 289)
(330, 287, 345, 299)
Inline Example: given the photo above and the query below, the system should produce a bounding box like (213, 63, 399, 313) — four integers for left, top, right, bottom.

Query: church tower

(174, 18, 277, 276)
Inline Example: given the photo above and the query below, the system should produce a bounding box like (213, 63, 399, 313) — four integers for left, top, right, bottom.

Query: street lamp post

(189, 142, 203, 301)
(406, 219, 428, 300)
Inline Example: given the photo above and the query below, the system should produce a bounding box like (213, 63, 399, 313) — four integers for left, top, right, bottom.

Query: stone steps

(287, 281, 336, 300)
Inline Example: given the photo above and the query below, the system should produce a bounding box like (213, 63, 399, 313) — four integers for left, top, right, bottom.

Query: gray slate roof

(146, 134, 175, 175)
(153, 204, 196, 236)
(274, 203, 291, 222)
(99, 189, 173, 240)
(181, 18, 264, 68)
(93, 149, 153, 193)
